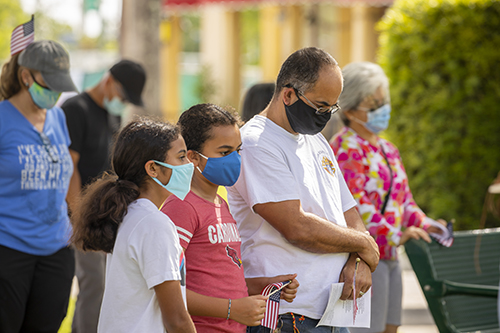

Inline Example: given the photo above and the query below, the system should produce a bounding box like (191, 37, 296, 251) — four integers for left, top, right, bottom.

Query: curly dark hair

(71, 117, 180, 253)
(178, 103, 240, 152)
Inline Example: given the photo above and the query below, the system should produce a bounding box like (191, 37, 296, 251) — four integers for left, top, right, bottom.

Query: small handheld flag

(260, 280, 291, 330)
(427, 218, 454, 248)
(11, 15, 35, 56)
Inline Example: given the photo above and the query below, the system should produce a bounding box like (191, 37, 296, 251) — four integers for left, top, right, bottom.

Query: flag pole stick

(266, 280, 292, 298)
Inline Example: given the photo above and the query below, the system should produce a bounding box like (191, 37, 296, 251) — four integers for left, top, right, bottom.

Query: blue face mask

(196, 150, 241, 186)
(151, 161, 194, 200)
(364, 104, 391, 134)
(103, 96, 127, 116)
(28, 80, 61, 110)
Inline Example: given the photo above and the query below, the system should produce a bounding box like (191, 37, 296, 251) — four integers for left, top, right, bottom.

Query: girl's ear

(144, 160, 160, 178)
(187, 150, 200, 167)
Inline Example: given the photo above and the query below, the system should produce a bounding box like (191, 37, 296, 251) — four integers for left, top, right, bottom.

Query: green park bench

(405, 227, 500, 333)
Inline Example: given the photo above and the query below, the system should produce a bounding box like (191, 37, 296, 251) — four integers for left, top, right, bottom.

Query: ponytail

(71, 173, 140, 253)
(71, 117, 180, 253)
(0, 53, 22, 101)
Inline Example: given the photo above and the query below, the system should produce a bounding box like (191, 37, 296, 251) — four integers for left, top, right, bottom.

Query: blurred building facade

(121, 0, 392, 121)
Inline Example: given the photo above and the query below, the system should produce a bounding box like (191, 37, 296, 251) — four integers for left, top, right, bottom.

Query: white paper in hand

(317, 283, 371, 328)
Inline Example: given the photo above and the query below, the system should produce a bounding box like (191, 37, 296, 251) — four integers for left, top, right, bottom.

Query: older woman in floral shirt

(330, 62, 445, 333)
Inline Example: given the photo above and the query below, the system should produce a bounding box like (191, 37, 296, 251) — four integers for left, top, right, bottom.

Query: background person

(162, 103, 298, 332)
(241, 83, 275, 122)
(0, 40, 77, 332)
(330, 61, 446, 333)
(71, 118, 196, 333)
(61, 59, 146, 333)
(227, 47, 380, 333)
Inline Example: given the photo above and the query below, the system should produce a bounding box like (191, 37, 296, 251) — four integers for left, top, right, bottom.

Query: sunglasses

(39, 132, 59, 163)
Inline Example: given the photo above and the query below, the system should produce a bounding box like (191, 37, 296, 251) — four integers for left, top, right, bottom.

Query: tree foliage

(0, 0, 29, 61)
(377, 0, 500, 230)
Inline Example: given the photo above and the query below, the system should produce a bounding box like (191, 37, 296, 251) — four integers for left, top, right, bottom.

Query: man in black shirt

(62, 60, 146, 333)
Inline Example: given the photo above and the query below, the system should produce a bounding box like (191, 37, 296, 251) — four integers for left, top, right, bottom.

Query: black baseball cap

(18, 40, 78, 92)
(109, 60, 146, 107)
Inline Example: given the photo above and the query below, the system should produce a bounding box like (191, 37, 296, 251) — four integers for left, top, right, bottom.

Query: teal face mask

(28, 78, 61, 110)
(103, 96, 127, 116)
(151, 160, 194, 200)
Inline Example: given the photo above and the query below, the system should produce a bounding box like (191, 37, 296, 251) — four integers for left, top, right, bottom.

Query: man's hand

(343, 207, 379, 272)
(246, 273, 298, 297)
(280, 275, 299, 303)
(357, 232, 380, 272)
(338, 254, 372, 300)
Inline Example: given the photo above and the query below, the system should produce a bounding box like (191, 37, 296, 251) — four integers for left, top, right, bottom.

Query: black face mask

(283, 97, 332, 135)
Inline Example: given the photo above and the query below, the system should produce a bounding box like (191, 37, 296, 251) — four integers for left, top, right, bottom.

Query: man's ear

(282, 87, 296, 106)
(187, 150, 201, 168)
(144, 160, 160, 178)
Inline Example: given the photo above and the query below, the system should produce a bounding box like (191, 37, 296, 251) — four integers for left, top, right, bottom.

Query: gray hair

(339, 62, 389, 125)
(274, 47, 338, 96)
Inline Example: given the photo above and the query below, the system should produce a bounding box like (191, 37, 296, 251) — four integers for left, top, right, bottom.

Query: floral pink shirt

(330, 127, 429, 260)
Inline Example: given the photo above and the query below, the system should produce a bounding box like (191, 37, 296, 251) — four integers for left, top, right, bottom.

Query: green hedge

(377, 0, 500, 230)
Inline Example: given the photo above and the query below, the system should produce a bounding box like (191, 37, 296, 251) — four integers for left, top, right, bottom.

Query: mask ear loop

(194, 151, 208, 174)
(347, 108, 367, 126)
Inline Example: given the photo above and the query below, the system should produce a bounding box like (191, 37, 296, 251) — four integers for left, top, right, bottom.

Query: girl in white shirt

(71, 118, 196, 333)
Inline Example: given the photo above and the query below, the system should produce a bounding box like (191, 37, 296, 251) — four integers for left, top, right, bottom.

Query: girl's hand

(230, 295, 267, 326)
(400, 226, 431, 245)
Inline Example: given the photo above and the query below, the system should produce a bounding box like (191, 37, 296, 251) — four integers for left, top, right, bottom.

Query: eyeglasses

(292, 87, 341, 115)
(39, 132, 59, 163)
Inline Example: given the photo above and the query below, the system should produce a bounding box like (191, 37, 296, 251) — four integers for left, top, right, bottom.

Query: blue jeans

(247, 313, 350, 333)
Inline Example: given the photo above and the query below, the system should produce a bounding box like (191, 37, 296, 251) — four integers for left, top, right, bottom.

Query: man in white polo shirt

(227, 47, 379, 333)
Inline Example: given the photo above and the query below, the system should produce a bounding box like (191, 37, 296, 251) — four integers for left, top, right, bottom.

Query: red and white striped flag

(260, 281, 287, 330)
(11, 16, 35, 56)
(427, 218, 454, 248)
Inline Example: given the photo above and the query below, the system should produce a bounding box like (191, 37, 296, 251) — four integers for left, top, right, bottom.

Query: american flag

(11, 16, 35, 56)
(428, 220, 454, 248)
(261, 282, 285, 330)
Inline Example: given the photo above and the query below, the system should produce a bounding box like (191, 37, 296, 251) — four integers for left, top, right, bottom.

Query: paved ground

(399, 249, 439, 333)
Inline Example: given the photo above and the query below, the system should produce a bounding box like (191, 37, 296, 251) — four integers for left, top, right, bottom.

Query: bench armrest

(424, 280, 499, 298)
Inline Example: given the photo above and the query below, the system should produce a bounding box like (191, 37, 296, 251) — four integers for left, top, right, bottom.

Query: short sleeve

(129, 213, 182, 289)
(61, 98, 86, 153)
(233, 145, 300, 211)
(161, 196, 199, 249)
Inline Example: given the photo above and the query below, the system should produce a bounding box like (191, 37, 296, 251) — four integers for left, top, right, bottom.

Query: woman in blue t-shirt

(0, 40, 78, 331)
